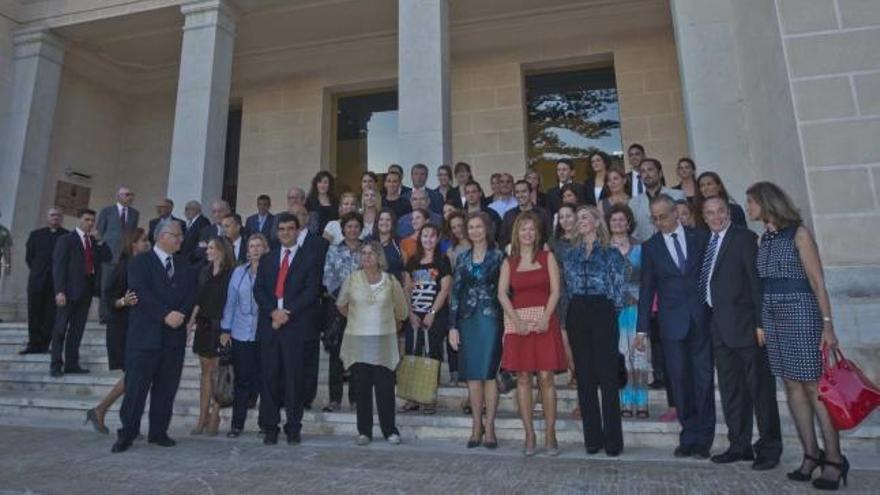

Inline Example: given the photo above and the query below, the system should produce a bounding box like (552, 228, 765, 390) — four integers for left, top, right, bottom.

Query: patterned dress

(617, 243, 649, 410)
(756, 226, 823, 381)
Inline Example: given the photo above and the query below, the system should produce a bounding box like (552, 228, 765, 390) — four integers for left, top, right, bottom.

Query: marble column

(166, 0, 237, 209)
(669, 0, 809, 216)
(397, 0, 451, 187)
(0, 28, 65, 312)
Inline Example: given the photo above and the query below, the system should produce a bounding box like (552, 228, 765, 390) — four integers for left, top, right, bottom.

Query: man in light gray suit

(96, 186, 140, 322)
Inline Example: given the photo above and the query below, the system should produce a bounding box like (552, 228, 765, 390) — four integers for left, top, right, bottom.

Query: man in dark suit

(51, 209, 112, 376)
(290, 207, 328, 410)
(23, 208, 68, 354)
(402, 163, 444, 215)
(701, 196, 782, 470)
(147, 198, 185, 245)
(191, 199, 230, 265)
(546, 158, 583, 214)
(253, 213, 324, 445)
(181, 200, 210, 263)
(636, 194, 715, 458)
(245, 194, 276, 240)
(222, 213, 249, 265)
(96, 187, 140, 322)
(112, 219, 196, 453)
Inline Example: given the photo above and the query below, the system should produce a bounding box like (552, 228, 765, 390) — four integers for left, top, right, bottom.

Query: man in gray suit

(96, 186, 140, 322)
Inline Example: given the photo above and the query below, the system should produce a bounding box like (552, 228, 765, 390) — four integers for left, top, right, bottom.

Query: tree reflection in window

(526, 68, 623, 186)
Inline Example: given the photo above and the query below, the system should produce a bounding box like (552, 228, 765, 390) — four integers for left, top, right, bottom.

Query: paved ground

(1, 422, 878, 494)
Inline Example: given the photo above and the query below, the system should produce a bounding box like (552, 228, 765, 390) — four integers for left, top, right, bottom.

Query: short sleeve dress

(500, 250, 568, 372)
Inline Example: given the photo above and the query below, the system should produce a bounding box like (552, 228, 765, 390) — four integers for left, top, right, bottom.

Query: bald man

(97, 187, 140, 322)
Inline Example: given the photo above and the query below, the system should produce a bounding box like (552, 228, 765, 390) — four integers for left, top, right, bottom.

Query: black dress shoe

(148, 436, 176, 447)
(263, 430, 279, 445)
(19, 347, 39, 355)
(287, 432, 301, 445)
(674, 445, 692, 458)
(752, 458, 780, 471)
(586, 446, 602, 455)
(692, 446, 711, 459)
(111, 439, 132, 453)
(711, 451, 750, 464)
(227, 429, 242, 438)
(64, 367, 90, 374)
(50, 368, 63, 378)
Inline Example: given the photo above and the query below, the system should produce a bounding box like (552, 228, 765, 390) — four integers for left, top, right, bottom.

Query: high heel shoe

(466, 432, 483, 449)
(190, 421, 207, 436)
(812, 456, 849, 491)
(787, 450, 825, 481)
(84, 408, 109, 434)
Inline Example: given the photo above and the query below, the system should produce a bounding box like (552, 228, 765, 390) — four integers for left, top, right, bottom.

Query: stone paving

(1, 423, 879, 494)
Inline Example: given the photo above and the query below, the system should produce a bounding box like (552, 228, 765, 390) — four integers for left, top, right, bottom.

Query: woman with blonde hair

(337, 240, 409, 445)
(498, 211, 567, 456)
(188, 236, 235, 435)
(561, 205, 628, 456)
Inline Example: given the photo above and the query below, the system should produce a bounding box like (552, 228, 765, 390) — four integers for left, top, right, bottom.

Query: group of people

(18, 142, 849, 490)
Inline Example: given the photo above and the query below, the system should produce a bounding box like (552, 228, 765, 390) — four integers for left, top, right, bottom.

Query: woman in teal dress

(448, 211, 503, 449)
(607, 204, 649, 418)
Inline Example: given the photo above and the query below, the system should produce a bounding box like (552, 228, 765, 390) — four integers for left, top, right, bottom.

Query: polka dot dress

(756, 226, 823, 382)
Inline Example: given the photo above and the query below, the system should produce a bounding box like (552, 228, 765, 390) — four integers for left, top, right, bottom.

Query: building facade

(0, 0, 879, 374)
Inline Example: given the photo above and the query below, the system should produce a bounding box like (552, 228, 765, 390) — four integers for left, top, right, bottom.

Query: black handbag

(618, 352, 628, 389)
(497, 370, 516, 394)
(322, 295, 347, 352)
(213, 343, 234, 408)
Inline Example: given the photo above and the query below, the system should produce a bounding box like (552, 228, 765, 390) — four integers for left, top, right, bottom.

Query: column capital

(12, 27, 65, 64)
(181, 0, 238, 36)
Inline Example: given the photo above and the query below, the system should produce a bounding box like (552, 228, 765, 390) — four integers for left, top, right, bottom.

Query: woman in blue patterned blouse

(562, 205, 628, 457)
(448, 212, 504, 449)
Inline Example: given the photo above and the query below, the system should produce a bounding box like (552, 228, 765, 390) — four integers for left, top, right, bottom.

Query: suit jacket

(499, 206, 553, 248)
(707, 226, 763, 348)
(97, 204, 140, 261)
(190, 221, 223, 265)
(253, 240, 325, 343)
(402, 188, 444, 216)
(147, 216, 186, 245)
(245, 212, 276, 239)
(629, 187, 685, 243)
(126, 250, 197, 351)
(26, 227, 68, 291)
(445, 186, 489, 208)
(52, 231, 112, 301)
(582, 177, 608, 207)
(638, 226, 708, 341)
(546, 181, 583, 214)
(181, 214, 210, 263)
(231, 234, 250, 265)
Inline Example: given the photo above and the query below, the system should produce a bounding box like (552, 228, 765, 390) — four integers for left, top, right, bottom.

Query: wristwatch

(429, 308, 437, 315)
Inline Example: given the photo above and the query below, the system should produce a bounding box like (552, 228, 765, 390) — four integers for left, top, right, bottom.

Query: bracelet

(822, 316, 833, 322)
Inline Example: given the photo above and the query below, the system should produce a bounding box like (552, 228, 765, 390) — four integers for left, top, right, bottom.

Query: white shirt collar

(75, 227, 87, 241)
(117, 202, 127, 213)
(153, 245, 172, 262)
(296, 229, 308, 247)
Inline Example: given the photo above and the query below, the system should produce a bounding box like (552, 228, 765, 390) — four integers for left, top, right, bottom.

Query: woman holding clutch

(498, 211, 567, 457)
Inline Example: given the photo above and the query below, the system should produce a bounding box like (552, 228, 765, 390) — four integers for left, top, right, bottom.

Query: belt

(762, 278, 812, 294)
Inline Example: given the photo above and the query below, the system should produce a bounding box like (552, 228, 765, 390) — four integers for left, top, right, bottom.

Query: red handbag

(818, 346, 880, 431)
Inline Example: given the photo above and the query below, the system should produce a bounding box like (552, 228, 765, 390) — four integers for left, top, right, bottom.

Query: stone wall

(777, 0, 880, 268)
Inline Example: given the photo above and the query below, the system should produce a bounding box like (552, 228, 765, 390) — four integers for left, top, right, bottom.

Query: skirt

(500, 314, 567, 373)
(192, 316, 222, 358)
(457, 313, 502, 381)
(105, 317, 126, 371)
(762, 292, 823, 382)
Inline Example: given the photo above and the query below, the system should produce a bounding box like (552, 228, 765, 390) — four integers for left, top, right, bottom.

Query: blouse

(561, 239, 629, 310)
(196, 266, 231, 320)
(323, 241, 362, 296)
(220, 263, 258, 342)
(337, 271, 409, 370)
(449, 248, 503, 328)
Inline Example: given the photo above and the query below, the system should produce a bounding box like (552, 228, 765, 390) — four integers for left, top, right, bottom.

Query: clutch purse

(503, 306, 546, 335)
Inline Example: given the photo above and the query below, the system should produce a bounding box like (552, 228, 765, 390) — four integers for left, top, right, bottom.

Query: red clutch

(818, 346, 880, 431)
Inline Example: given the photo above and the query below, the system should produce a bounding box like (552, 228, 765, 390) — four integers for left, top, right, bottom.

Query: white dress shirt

(277, 244, 298, 308)
(153, 245, 173, 276)
(704, 223, 730, 307)
(232, 236, 242, 261)
(661, 223, 688, 269)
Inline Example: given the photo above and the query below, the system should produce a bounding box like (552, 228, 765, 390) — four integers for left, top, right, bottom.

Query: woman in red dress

(498, 211, 567, 456)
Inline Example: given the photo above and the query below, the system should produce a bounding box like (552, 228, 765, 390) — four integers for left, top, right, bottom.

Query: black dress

(102, 257, 130, 371)
(192, 266, 231, 358)
(307, 198, 338, 234)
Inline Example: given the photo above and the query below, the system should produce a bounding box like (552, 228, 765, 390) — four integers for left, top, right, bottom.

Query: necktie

(120, 207, 127, 227)
(165, 255, 174, 279)
(700, 233, 720, 304)
(275, 249, 291, 299)
(83, 235, 94, 275)
(636, 174, 644, 195)
(670, 232, 687, 274)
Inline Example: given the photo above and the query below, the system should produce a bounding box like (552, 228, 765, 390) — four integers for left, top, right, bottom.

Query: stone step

(1, 391, 877, 451)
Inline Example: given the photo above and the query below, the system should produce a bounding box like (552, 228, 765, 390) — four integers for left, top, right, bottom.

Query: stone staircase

(0, 321, 878, 451)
